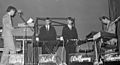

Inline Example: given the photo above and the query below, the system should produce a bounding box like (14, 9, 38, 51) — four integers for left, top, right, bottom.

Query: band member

(39, 18, 56, 41)
(39, 18, 57, 54)
(92, 16, 118, 64)
(93, 16, 117, 44)
(0, 5, 17, 65)
(62, 17, 78, 65)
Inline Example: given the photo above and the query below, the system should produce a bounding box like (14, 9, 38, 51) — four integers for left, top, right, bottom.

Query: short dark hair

(45, 17, 51, 22)
(67, 17, 74, 22)
(67, 17, 75, 24)
(99, 16, 109, 21)
(44, 17, 52, 25)
(6, 6, 17, 13)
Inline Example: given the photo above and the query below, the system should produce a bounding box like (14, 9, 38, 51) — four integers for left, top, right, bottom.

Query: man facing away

(0, 5, 17, 65)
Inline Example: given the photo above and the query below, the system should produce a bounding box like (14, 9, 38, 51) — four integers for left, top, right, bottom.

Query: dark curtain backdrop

(108, 0, 120, 34)
(108, 0, 120, 20)
(109, 0, 120, 54)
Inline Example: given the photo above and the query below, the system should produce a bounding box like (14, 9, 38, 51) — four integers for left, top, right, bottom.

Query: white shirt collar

(68, 24, 72, 30)
(46, 25, 50, 30)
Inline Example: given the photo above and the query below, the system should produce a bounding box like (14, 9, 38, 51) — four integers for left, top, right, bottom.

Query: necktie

(68, 25, 72, 30)
(46, 25, 49, 31)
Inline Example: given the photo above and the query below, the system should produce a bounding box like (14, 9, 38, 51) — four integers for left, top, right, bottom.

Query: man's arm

(52, 26, 57, 40)
(62, 26, 68, 40)
(74, 27, 78, 39)
(38, 26, 44, 40)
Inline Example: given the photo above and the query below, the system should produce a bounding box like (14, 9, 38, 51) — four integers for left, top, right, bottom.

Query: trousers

(0, 34, 15, 65)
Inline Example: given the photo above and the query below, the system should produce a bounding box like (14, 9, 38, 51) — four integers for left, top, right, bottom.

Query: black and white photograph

(0, 0, 120, 65)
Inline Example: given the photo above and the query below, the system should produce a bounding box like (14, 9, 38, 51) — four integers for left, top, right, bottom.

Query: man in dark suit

(39, 18, 57, 54)
(62, 17, 78, 65)
(39, 19, 56, 41)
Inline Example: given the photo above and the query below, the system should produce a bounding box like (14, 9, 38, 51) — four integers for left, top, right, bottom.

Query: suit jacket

(62, 25, 78, 40)
(2, 13, 14, 37)
(39, 25, 57, 41)
(2, 13, 15, 49)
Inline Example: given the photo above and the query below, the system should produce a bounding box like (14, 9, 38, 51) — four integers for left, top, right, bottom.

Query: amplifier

(9, 54, 24, 65)
(39, 54, 56, 63)
(105, 56, 120, 61)
(103, 53, 120, 61)
(69, 53, 92, 63)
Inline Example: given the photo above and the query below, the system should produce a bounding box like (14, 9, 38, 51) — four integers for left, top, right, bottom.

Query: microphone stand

(61, 39, 65, 65)
(19, 13, 33, 65)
